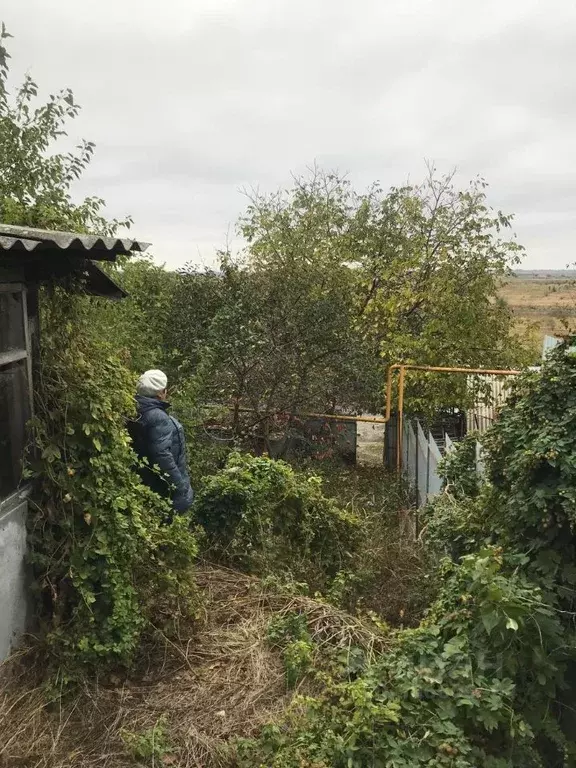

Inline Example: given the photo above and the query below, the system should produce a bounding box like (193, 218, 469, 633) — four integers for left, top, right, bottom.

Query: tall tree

(352, 167, 531, 411)
(89, 258, 179, 374)
(174, 177, 382, 441)
(174, 167, 530, 424)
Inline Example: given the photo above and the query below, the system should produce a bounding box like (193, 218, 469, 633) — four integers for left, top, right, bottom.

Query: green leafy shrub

(239, 548, 572, 767)
(194, 452, 361, 586)
(27, 290, 199, 678)
(422, 492, 492, 561)
(427, 342, 576, 599)
(438, 432, 483, 499)
(481, 347, 576, 577)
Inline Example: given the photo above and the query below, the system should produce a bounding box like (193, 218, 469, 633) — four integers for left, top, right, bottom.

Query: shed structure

(0, 224, 148, 660)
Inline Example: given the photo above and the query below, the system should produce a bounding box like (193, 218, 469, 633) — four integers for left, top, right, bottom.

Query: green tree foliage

(88, 257, 179, 375)
(170, 167, 530, 431)
(355, 168, 529, 408)
(175, 254, 381, 424)
(166, 267, 227, 377)
(236, 172, 383, 414)
(240, 166, 529, 412)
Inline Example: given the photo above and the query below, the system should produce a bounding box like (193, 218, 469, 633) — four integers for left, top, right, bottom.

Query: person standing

(129, 369, 194, 514)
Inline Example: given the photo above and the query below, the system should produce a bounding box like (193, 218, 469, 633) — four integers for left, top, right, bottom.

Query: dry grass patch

(0, 566, 387, 768)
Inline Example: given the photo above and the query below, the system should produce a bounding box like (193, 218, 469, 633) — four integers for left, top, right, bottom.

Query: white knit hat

(137, 369, 168, 397)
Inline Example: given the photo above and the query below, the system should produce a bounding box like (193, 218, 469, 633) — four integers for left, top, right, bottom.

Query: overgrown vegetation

(438, 432, 482, 499)
(306, 463, 437, 626)
(239, 345, 576, 767)
(0, 567, 389, 768)
(3, 22, 574, 768)
(27, 289, 199, 678)
(1, 13, 532, 454)
(167, 167, 533, 433)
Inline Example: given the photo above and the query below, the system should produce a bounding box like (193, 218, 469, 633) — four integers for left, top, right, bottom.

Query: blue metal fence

(402, 420, 483, 508)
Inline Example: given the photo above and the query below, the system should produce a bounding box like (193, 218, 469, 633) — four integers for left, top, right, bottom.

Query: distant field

(500, 271, 576, 342)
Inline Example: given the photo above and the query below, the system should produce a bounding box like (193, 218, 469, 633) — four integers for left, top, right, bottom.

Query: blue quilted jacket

(129, 395, 194, 512)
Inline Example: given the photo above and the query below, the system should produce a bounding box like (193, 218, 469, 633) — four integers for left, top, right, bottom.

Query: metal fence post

(414, 419, 419, 509)
(426, 440, 430, 501)
(476, 440, 485, 476)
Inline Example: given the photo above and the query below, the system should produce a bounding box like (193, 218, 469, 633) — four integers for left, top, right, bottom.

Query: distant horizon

(514, 268, 576, 276)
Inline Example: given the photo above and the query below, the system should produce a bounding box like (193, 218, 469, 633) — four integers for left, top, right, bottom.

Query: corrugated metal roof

(0, 225, 149, 257)
(83, 261, 127, 300)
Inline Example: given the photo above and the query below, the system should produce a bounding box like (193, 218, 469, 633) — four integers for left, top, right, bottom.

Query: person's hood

(135, 395, 171, 415)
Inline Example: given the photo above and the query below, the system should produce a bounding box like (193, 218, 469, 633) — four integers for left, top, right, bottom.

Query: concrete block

(0, 494, 30, 661)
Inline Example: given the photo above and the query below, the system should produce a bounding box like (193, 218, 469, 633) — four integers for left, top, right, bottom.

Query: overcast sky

(5, 0, 576, 269)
